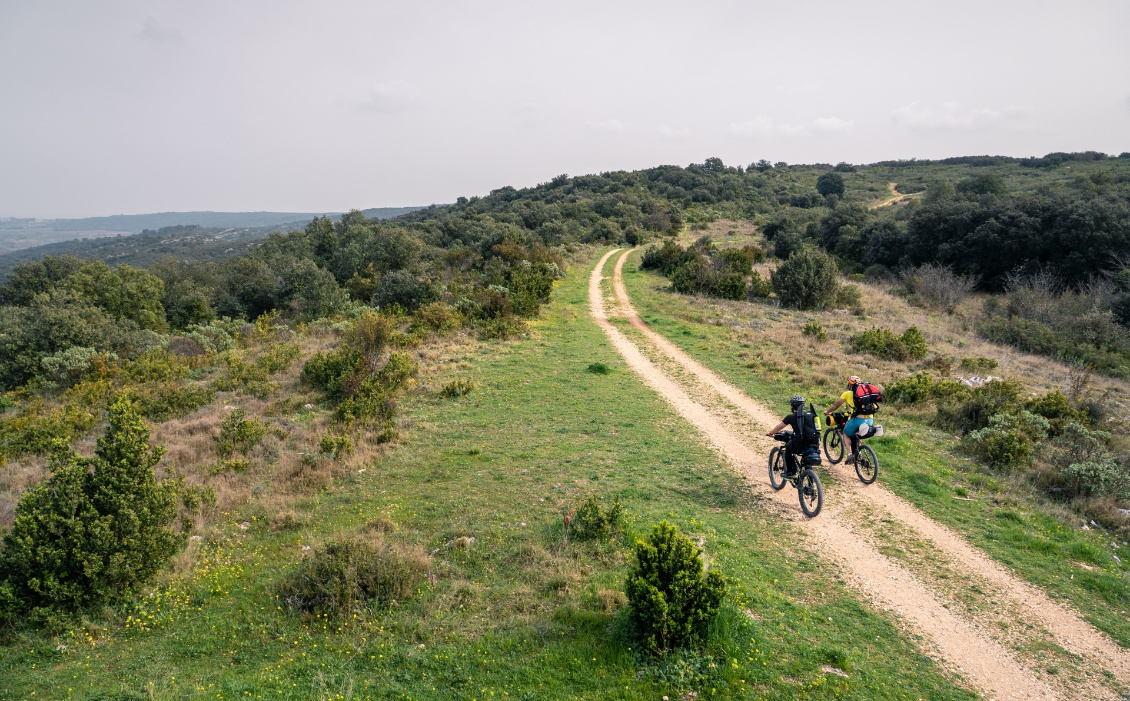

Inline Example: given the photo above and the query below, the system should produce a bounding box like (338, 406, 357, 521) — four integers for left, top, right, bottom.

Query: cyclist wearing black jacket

(766, 395, 819, 476)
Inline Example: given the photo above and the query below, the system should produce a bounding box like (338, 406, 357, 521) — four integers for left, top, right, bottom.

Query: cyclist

(766, 395, 819, 476)
(825, 376, 873, 464)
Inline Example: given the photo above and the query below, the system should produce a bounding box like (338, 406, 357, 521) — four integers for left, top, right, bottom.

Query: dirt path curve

(871, 181, 918, 209)
(591, 249, 1058, 700)
(607, 249, 1130, 692)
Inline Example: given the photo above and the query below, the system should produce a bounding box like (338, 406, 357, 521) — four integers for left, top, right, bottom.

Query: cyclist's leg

(844, 418, 862, 458)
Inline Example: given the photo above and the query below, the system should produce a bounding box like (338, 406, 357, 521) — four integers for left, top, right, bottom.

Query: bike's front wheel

(823, 428, 844, 464)
(798, 469, 823, 517)
(855, 444, 879, 485)
(768, 447, 787, 491)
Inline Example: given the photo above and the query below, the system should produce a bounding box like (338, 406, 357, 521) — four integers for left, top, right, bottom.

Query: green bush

(850, 327, 907, 360)
(900, 326, 928, 360)
(772, 232, 805, 261)
(130, 383, 216, 421)
(277, 536, 427, 618)
(1060, 458, 1130, 501)
(39, 347, 117, 389)
(0, 399, 181, 626)
(570, 494, 624, 541)
(410, 302, 461, 334)
(849, 326, 928, 361)
(587, 362, 613, 375)
(771, 248, 838, 310)
(802, 320, 828, 342)
(625, 521, 727, 655)
(1025, 391, 1084, 433)
(1046, 422, 1129, 499)
(319, 431, 354, 460)
(214, 408, 267, 458)
(936, 379, 1025, 433)
(963, 411, 1049, 469)
(888, 371, 934, 403)
(301, 348, 360, 397)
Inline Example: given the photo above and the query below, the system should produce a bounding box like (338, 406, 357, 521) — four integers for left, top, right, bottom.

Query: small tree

(816, 172, 845, 198)
(0, 399, 181, 625)
(625, 521, 726, 655)
(771, 248, 839, 310)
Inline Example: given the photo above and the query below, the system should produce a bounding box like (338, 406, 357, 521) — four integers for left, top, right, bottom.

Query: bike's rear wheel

(798, 469, 823, 517)
(768, 447, 787, 491)
(855, 444, 879, 484)
(823, 428, 844, 464)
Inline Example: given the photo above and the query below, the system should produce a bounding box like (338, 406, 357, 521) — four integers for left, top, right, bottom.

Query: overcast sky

(2, 1, 1128, 218)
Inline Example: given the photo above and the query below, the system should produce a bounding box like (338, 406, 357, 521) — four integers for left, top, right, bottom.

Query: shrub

(863, 264, 891, 282)
(802, 320, 828, 342)
(717, 248, 754, 276)
(507, 261, 557, 316)
(1025, 391, 1084, 433)
(40, 347, 117, 389)
(1060, 457, 1130, 501)
(771, 248, 838, 310)
(888, 371, 935, 404)
(587, 362, 613, 375)
(277, 535, 428, 618)
(411, 302, 461, 334)
(960, 356, 998, 373)
(900, 326, 928, 360)
(0, 399, 180, 626)
(834, 283, 862, 310)
(476, 316, 527, 340)
(301, 348, 360, 397)
(772, 232, 805, 260)
(319, 431, 354, 460)
(345, 311, 394, 359)
(902, 264, 977, 310)
(963, 411, 1049, 469)
(130, 383, 216, 421)
(748, 271, 772, 298)
(936, 378, 1025, 433)
(373, 271, 438, 312)
(849, 326, 927, 361)
(850, 327, 908, 361)
(570, 494, 624, 541)
(214, 408, 267, 458)
(1042, 421, 1130, 499)
(625, 521, 727, 655)
(440, 378, 476, 397)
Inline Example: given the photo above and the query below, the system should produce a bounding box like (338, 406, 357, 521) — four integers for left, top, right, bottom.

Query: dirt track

(871, 181, 919, 209)
(590, 249, 1130, 700)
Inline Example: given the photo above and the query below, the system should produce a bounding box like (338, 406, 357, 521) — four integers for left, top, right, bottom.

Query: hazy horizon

(2, 0, 1128, 219)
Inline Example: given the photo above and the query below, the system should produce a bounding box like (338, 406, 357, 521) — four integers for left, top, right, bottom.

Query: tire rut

(592, 249, 1066, 700)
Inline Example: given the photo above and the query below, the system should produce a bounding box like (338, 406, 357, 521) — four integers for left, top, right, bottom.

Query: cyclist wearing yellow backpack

(825, 376, 881, 463)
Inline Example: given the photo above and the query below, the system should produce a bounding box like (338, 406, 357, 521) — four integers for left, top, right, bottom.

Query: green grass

(619, 250, 1130, 647)
(0, 252, 975, 700)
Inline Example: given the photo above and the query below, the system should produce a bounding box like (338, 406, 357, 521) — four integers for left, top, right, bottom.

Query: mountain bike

(768, 432, 823, 517)
(822, 412, 880, 485)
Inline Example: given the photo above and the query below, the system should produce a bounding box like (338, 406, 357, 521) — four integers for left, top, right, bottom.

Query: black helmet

(790, 395, 805, 412)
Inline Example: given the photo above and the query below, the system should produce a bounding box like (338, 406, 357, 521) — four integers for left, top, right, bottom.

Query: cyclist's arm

(826, 398, 845, 414)
(766, 420, 787, 437)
